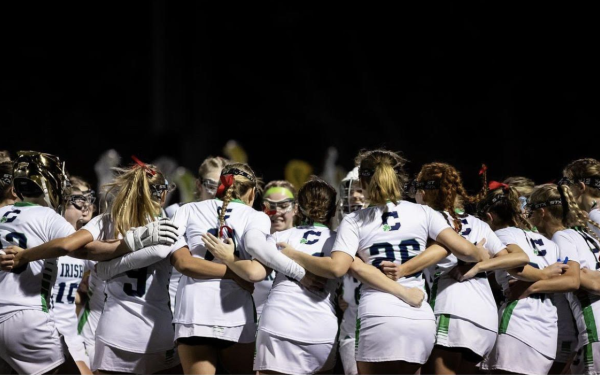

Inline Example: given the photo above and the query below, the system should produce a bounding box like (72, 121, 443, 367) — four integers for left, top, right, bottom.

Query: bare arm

(201, 235, 267, 282)
(522, 260, 580, 295)
(171, 247, 229, 279)
(435, 227, 485, 263)
(349, 257, 425, 307)
(70, 239, 131, 261)
(507, 261, 569, 282)
(381, 243, 449, 280)
(580, 268, 600, 296)
(280, 246, 354, 279)
(12, 230, 94, 267)
(455, 245, 529, 281)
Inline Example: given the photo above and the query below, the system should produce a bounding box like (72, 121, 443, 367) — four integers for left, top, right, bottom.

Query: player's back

(0, 203, 74, 319)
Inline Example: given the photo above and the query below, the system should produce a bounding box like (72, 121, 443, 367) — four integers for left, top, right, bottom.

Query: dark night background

(2, 3, 599, 195)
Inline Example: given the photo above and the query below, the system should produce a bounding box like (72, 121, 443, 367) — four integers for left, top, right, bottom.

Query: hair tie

(479, 164, 487, 175)
(131, 155, 156, 176)
(216, 174, 234, 198)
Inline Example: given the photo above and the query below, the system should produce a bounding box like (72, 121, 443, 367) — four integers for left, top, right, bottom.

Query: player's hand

(505, 279, 533, 301)
(300, 271, 327, 292)
(401, 287, 426, 308)
(202, 232, 236, 263)
(476, 239, 490, 262)
(449, 262, 480, 282)
(380, 261, 403, 281)
(124, 218, 179, 252)
(0, 246, 25, 271)
(276, 242, 300, 260)
(542, 262, 569, 280)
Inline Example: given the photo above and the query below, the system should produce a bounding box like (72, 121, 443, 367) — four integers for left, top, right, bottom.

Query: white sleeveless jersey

(253, 271, 275, 317)
(427, 213, 504, 332)
(171, 199, 271, 327)
(561, 228, 600, 349)
(52, 256, 85, 347)
(333, 201, 450, 320)
(82, 214, 174, 353)
(589, 209, 600, 239)
(339, 274, 361, 340)
(259, 225, 340, 343)
(494, 227, 563, 358)
(0, 203, 75, 322)
(78, 260, 105, 344)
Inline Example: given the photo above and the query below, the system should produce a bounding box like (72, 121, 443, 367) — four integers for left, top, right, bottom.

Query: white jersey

(339, 275, 361, 340)
(164, 203, 182, 313)
(52, 256, 86, 359)
(259, 225, 340, 343)
(171, 199, 271, 327)
(494, 227, 562, 358)
(589, 209, 600, 239)
(78, 260, 106, 345)
(561, 228, 600, 349)
(0, 203, 75, 322)
(253, 271, 275, 317)
(427, 214, 504, 332)
(334, 201, 450, 320)
(82, 214, 174, 353)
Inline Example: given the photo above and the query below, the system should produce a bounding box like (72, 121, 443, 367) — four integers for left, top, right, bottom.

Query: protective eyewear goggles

(151, 179, 176, 198)
(263, 198, 295, 213)
(200, 178, 219, 195)
(67, 191, 96, 210)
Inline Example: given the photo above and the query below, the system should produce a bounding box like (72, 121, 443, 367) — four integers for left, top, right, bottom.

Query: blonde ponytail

(104, 164, 165, 238)
(356, 149, 407, 206)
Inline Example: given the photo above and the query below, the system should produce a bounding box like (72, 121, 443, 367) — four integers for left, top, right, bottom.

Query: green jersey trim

(77, 302, 91, 334)
(499, 300, 518, 334)
(437, 314, 450, 337)
(14, 202, 39, 207)
(429, 274, 441, 310)
(355, 317, 361, 350)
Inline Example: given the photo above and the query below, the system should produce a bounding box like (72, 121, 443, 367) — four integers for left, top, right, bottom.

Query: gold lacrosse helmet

(13, 151, 70, 211)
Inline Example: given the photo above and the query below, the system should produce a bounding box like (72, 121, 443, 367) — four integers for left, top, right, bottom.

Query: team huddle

(0, 149, 599, 375)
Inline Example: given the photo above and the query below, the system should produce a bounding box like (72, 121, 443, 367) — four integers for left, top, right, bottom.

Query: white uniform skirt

(0, 310, 65, 375)
(254, 330, 337, 374)
(356, 315, 436, 364)
(486, 333, 553, 374)
(93, 339, 179, 374)
(175, 322, 256, 344)
(435, 313, 497, 358)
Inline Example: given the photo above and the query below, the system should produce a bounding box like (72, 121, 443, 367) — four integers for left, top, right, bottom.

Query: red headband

(131, 155, 156, 176)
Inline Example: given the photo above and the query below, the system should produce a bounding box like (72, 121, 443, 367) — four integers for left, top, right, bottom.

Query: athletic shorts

(486, 333, 553, 374)
(571, 342, 600, 375)
(93, 339, 179, 374)
(435, 314, 497, 358)
(356, 315, 436, 364)
(175, 322, 256, 344)
(254, 330, 337, 374)
(0, 310, 65, 375)
(338, 337, 358, 375)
